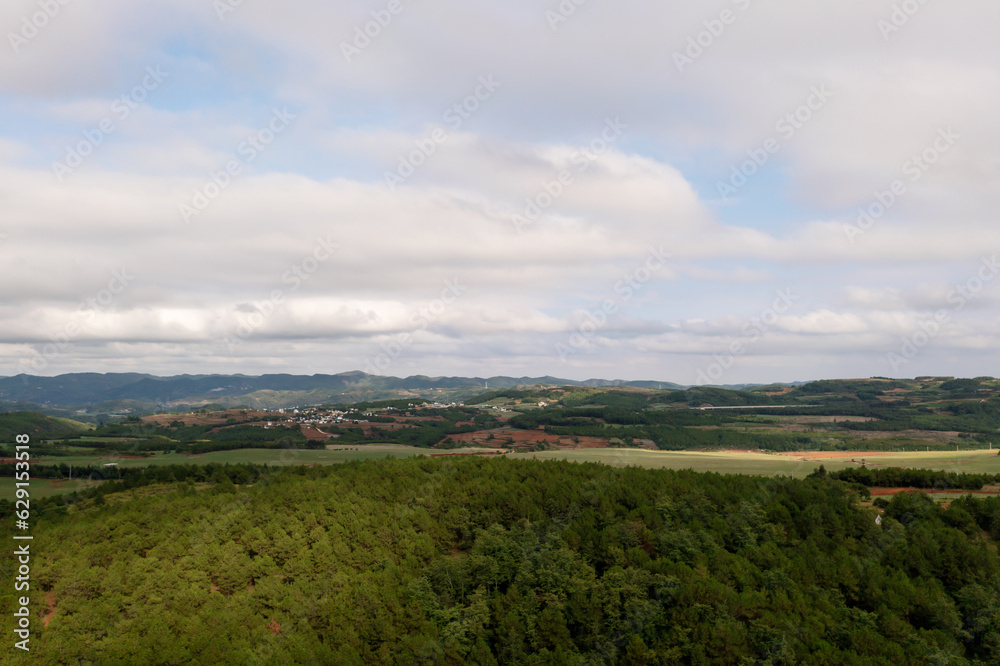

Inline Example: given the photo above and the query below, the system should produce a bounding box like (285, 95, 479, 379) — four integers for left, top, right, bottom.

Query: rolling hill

(0, 372, 691, 411)
(0, 411, 91, 443)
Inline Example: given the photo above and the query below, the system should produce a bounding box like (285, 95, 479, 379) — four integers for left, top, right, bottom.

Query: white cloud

(2, 1, 999, 381)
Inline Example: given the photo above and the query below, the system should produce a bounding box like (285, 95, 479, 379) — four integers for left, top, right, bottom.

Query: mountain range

(0, 372, 724, 413)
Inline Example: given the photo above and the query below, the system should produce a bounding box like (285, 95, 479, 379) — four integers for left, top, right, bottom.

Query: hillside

(5, 372, 991, 415)
(6, 457, 999, 663)
(0, 373, 690, 412)
(11, 375, 996, 460)
(0, 411, 90, 443)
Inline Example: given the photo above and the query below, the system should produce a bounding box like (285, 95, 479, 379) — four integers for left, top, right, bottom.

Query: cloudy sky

(1, 0, 998, 384)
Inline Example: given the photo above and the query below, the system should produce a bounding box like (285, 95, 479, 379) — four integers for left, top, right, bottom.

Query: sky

(1, 0, 998, 385)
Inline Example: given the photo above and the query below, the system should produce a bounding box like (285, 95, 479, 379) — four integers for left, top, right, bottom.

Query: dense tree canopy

(3, 457, 999, 664)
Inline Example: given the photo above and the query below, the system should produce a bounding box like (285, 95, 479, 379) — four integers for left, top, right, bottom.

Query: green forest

(3, 457, 999, 664)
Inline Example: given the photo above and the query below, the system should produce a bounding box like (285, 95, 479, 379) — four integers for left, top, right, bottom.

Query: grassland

(23, 445, 1000, 479)
(28, 444, 448, 469)
(508, 448, 1000, 479)
(35, 446, 998, 478)
(9, 447, 999, 500)
(0, 476, 105, 499)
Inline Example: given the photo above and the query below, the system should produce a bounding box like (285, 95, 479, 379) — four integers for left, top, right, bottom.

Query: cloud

(1, 1, 999, 381)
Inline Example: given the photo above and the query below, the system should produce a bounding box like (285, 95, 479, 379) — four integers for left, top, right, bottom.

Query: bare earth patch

(441, 427, 611, 450)
(143, 409, 277, 427)
(43, 591, 56, 628)
(301, 425, 335, 440)
(781, 416, 876, 424)
(869, 487, 1000, 497)
(773, 451, 898, 459)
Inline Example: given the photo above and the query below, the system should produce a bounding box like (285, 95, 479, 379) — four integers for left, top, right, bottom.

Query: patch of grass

(509, 450, 821, 477)
(0, 476, 105, 499)
(22, 445, 1000, 482)
(29, 444, 455, 469)
(508, 449, 1000, 479)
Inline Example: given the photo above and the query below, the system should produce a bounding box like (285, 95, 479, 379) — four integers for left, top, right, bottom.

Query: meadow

(508, 448, 1000, 478)
(28, 444, 446, 469)
(0, 476, 104, 499)
(23, 447, 998, 502)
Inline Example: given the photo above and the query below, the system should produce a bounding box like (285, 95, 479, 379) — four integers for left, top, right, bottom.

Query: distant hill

(9, 372, 961, 414)
(0, 411, 91, 443)
(0, 372, 692, 411)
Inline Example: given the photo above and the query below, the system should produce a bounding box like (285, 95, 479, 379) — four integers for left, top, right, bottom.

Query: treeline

(8, 457, 1000, 663)
(559, 387, 782, 410)
(517, 396, 1000, 441)
(328, 407, 499, 448)
(348, 398, 431, 410)
(0, 462, 275, 523)
(0, 460, 270, 485)
(791, 379, 912, 397)
(823, 466, 1000, 491)
(54, 423, 311, 455)
(509, 409, 819, 451)
(511, 406, 734, 429)
(8, 435, 325, 460)
(187, 438, 327, 454)
(93, 421, 306, 444)
(362, 423, 483, 448)
(0, 411, 88, 442)
(467, 388, 565, 404)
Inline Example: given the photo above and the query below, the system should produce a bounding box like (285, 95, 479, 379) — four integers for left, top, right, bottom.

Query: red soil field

(300, 425, 336, 440)
(439, 427, 612, 450)
(869, 487, 1000, 497)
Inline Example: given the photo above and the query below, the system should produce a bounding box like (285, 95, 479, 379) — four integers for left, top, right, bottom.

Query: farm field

(0, 476, 104, 499)
(509, 448, 1000, 478)
(20, 446, 999, 482)
(26, 445, 505, 470)
(26, 446, 421, 470)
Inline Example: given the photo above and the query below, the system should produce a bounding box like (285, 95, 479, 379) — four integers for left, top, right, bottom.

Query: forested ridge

(0, 412, 88, 443)
(3, 458, 1000, 664)
(825, 467, 1000, 491)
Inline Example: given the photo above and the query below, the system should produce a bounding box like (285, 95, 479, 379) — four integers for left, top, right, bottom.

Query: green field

(30, 446, 1000, 477)
(29, 444, 444, 469)
(10, 447, 999, 500)
(508, 448, 1000, 478)
(0, 476, 105, 499)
